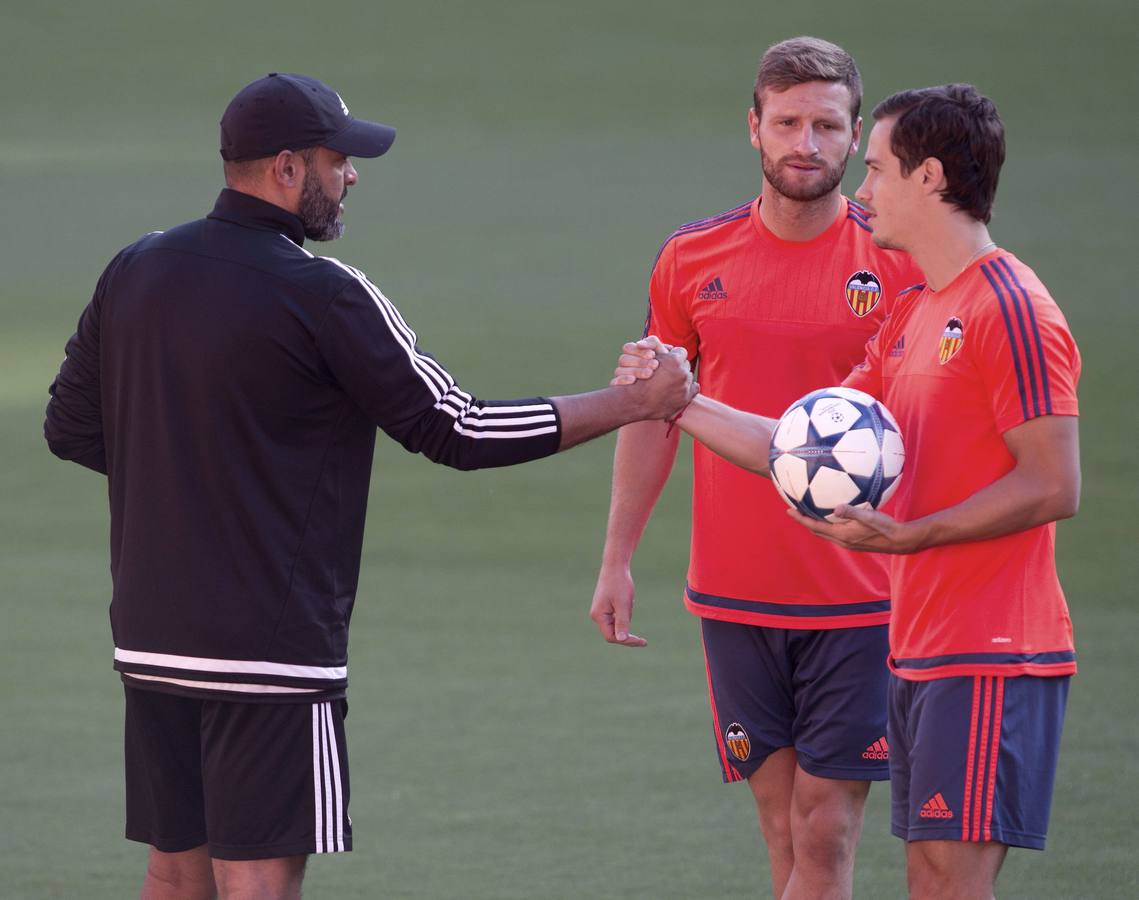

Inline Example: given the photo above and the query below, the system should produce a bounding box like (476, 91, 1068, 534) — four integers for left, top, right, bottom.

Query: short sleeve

(843, 316, 888, 399)
(643, 237, 699, 362)
(975, 263, 1080, 433)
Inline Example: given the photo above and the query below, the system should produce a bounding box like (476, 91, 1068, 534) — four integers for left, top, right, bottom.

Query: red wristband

(664, 397, 695, 438)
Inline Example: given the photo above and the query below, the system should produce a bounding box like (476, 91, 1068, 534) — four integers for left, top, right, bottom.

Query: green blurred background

(2, 1, 1135, 896)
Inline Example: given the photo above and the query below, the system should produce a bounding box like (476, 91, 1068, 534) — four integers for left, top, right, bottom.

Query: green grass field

(2, 1, 1136, 896)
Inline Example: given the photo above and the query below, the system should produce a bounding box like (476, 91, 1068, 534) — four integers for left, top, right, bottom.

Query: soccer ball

(768, 387, 904, 522)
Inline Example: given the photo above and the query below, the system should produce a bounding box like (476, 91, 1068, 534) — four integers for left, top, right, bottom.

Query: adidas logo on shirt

(889, 335, 905, 358)
(861, 737, 889, 760)
(696, 276, 728, 300)
(919, 793, 954, 819)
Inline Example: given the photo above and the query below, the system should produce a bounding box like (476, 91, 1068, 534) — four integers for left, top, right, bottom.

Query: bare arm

(553, 350, 693, 451)
(793, 415, 1081, 553)
(612, 337, 776, 477)
(675, 395, 775, 478)
(589, 420, 680, 647)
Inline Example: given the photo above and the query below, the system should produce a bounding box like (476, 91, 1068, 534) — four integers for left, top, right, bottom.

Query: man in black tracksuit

(44, 73, 693, 899)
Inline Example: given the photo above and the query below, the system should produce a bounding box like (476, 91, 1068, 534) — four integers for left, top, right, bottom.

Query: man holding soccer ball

(592, 37, 921, 900)
(618, 84, 1081, 899)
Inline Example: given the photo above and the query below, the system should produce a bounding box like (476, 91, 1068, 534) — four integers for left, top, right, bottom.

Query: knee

(792, 804, 861, 871)
(755, 804, 794, 856)
(212, 854, 307, 900)
(143, 846, 216, 900)
(905, 846, 952, 899)
(797, 815, 856, 870)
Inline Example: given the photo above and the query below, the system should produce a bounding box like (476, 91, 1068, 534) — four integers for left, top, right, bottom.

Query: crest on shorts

(938, 316, 965, 364)
(845, 270, 883, 317)
(725, 722, 751, 761)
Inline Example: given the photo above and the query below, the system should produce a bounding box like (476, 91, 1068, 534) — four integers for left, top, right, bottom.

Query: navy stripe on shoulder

(994, 256, 1052, 414)
(989, 257, 1041, 417)
(652, 200, 753, 266)
(980, 261, 1030, 421)
(675, 199, 754, 234)
(847, 200, 869, 220)
(846, 213, 872, 233)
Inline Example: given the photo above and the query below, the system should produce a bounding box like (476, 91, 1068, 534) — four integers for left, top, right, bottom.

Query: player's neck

(911, 219, 995, 291)
(758, 187, 843, 243)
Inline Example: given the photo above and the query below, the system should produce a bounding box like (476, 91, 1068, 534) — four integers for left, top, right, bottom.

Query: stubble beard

(762, 151, 848, 203)
(871, 232, 904, 251)
(298, 167, 345, 241)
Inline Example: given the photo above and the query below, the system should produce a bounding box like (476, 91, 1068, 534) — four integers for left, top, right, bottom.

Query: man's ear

(272, 150, 301, 188)
(919, 156, 946, 195)
(849, 116, 863, 156)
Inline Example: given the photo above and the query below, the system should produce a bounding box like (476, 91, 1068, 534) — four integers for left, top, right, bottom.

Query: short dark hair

(872, 84, 1005, 224)
(753, 37, 862, 125)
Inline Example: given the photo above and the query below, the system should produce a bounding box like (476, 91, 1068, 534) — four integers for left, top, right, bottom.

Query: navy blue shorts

(700, 619, 890, 782)
(888, 674, 1069, 850)
(124, 686, 352, 860)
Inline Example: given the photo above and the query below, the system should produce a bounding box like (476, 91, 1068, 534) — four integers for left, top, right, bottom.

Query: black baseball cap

(220, 73, 396, 162)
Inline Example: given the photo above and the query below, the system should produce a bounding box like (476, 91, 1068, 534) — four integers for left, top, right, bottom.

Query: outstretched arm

(317, 276, 695, 471)
(612, 336, 776, 477)
(553, 348, 695, 452)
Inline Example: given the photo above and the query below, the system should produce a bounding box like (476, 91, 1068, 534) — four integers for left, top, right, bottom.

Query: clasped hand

(613, 336, 698, 420)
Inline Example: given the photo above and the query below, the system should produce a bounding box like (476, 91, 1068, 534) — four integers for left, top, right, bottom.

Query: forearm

(909, 465, 1079, 551)
(553, 362, 690, 451)
(600, 421, 680, 566)
(677, 395, 775, 477)
(905, 416, 1080, 551)
(45, 358, 107, 474)
(391, 393, 560, 471)
(552, 387, 649, 452)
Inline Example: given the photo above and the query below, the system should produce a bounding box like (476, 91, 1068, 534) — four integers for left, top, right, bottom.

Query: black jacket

(45, 189, 561, 701)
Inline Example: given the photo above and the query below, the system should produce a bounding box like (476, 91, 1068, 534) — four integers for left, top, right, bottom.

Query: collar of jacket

(207, 188, 307, 246)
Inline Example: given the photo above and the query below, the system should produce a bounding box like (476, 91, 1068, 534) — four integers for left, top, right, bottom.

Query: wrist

(903, 517, 936, 552)
(600, 550, 634, 570)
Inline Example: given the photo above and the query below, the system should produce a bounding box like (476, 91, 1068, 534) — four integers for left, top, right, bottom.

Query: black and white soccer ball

(768, 387, 905, 522)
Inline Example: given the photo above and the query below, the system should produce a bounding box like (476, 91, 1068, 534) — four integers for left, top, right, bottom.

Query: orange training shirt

(646, 196, 922, 628)
(844, 249, 1080, 679)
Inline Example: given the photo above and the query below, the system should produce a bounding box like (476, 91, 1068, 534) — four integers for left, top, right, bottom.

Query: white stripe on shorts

(324, 702, 346, 852)
(312, 704, 325, 853)
(311, 701, 345, 853)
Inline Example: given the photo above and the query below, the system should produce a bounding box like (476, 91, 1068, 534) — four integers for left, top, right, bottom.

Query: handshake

(608, 335, 696, 422)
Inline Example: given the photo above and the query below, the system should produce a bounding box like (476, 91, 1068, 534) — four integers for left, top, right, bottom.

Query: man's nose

(793, 125, 818, 155)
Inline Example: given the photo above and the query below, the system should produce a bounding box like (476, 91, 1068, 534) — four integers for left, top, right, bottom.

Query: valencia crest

(938, 316, 965, 364)
(725, 722, 751, 761)
(845, 271, 883, 317)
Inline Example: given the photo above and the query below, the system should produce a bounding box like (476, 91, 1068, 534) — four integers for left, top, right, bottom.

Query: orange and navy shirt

(845, 249, 1080, 680)
(646, 196, 922, 629)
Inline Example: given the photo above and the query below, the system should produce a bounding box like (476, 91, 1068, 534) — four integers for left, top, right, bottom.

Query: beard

(297, 167, 345, 241)
(761, 151, 848, 202)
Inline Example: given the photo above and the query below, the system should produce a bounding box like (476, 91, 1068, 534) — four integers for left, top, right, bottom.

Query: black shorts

(123, 686, 351, 860)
